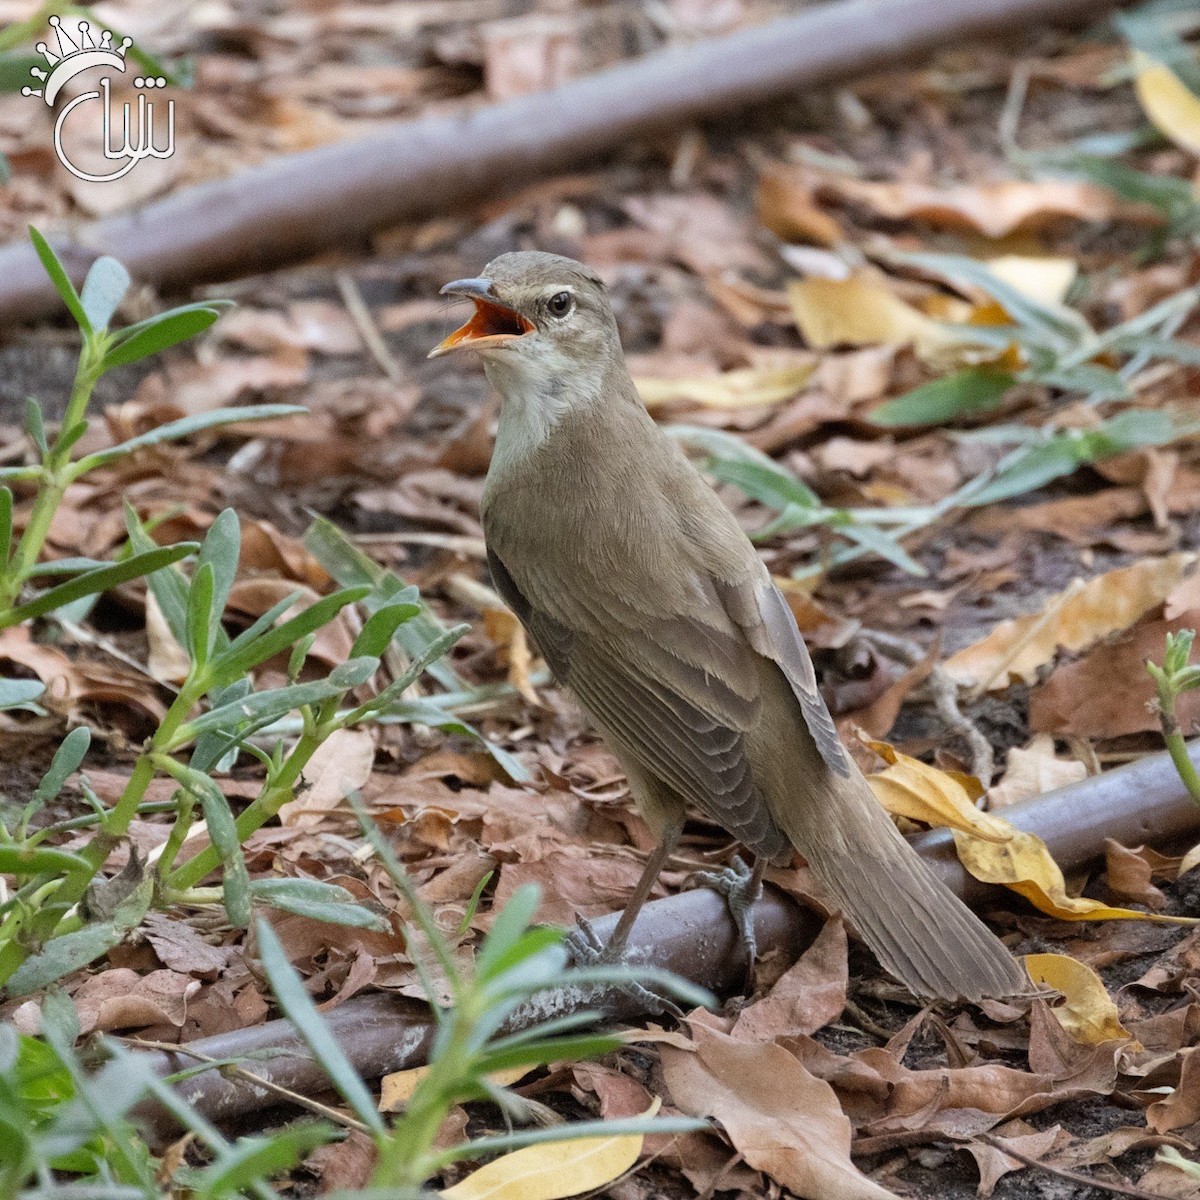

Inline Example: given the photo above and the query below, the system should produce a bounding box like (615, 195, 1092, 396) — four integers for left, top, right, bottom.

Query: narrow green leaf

(78, 404, 306, 470)
(125, 503, 192, 649)
(198, 509, 240, 629)
(475, 884, 542, 981)
(870, 368, 1015, 426)
(252, 890, 389, 931)
(25, 398, 48, 458)
(350, 596, 422, 658)
(182, 657, 379, 738)
(190, 774, 250, 928)
(478, 1034, 621, 1074)
(304, 515, 464, 689)
(28, 227, 90, 333)
(186, 562, 216, 670)
(101, 307, 220, 369)
(32, 726, 91, 808)
(254, 919, 386, 1134)
(0, 486, 12, 568)
(0, 846, 91, 876)
(189, 1124, 335, 1197)
(0, 678, 44, 710)
(80, 257, 130, 332)
(0, 543, 198, 628)
(834, 519, 927, 577)
(209, 587, 371, 687)
(6, 878, 152, 996)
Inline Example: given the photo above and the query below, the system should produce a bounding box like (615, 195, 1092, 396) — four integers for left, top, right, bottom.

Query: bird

(430, 250, 1024, 1002)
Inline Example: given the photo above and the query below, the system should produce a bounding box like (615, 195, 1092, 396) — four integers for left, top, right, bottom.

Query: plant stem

(0, 350, 100, 613)
(165, 720, 327, 891)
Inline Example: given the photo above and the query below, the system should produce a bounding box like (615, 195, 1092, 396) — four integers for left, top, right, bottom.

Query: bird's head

(429, 251, 620, 392)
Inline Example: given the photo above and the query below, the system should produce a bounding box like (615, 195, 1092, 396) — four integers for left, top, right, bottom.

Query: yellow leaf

(1134, 52, 1200, 157)
(635, 364, 815, 410)
(867, 747, 1198, 927)
(953, 826, 1198, 926)
(866, 742, 1012, 843)
(1180, 840, 1200, 877)
(1024, 953, 1132, 1045)
(787, 274, 965, 362)
(441, 1099, 660, 1200)
(986, 256, 1078, 307)
(943, 554, 1196, 690)
(380, 1064, 532, 1113)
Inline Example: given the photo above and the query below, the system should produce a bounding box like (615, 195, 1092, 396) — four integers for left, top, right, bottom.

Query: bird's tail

(774, 763, 1025, 1001)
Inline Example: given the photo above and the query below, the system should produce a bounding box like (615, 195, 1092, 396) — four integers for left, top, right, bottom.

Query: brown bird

(431, 251, 1023, 1001)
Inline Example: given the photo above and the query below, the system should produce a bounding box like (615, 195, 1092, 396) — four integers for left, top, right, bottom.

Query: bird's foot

(565, 916, 682, 1018)
(684, 855, 761, 971)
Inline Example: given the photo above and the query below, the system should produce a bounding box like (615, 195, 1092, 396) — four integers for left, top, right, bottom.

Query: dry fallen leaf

(868, 750, 1196, 926)
(1133, 52, 1200, 157)
(787, 274, 962, 362)
(1024, 953, 1132, 1046)
(634, 363, 816, 410)
(440, 1098, 660, 1199)
(866, 741, 1011, 842)
(276, 728, 376, 828)
(943, 554, 1196, 690)
(986, 736, 1088, 809)
(660, 1025, 899, 1200)
(381, 1064, 532, 1113)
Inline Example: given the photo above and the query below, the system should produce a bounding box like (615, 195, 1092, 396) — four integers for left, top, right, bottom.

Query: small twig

(866, 630, 994, 784)
(840, 998, 895, 1042)
(974, 1133, 1169, 1200)
(336, 271, 403, 383)
(127, 1037, 372, 1134)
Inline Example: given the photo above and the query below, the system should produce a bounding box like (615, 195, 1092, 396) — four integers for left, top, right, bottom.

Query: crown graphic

(21, 16, 131, 106)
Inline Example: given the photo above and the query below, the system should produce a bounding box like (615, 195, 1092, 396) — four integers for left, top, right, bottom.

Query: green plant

(0, 229, 298, 652)
(1, 858, 706, 1199)
(1147, 629, 1200, 807)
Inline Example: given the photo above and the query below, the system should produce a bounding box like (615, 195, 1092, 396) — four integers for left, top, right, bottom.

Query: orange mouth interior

(440, 298, 534, 350)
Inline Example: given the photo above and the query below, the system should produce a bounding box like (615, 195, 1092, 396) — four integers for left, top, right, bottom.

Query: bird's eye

(547, 291, 574, 318)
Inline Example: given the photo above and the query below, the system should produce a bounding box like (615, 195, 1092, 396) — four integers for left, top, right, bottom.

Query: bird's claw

(564, 916, 682, 1018)
(684, 855, 761, 970)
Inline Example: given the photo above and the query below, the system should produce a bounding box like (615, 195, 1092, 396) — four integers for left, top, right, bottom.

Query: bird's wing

(715, 577, 852, 778)
(486, 545, 788, 857)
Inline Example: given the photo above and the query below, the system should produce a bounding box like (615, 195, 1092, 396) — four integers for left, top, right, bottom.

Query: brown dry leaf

(787, 274, 963, 362)
(0, 625, 167, 724)
(756, 164, 844, 245)
(943, 554, 1196, 690)
(1148, 1047, 1200, 1134)
(731, 918, 847, 1041)
(1024, 953, 1132, 1046)
(145, 591, 191, 686)
(1134, 53, 1200, 157)
(492, 849, 656, 926)
(1029, 607, 1200, 738)
(986, 736, 1088, 809)
(482, 607, 539, 706)
(817, 173, 1161, 236)
(1105, 841, 1175, 910)
(277, 728, 376, 828)
(71, 968, 201, 1035)
(634, 363, 816, 410)
(660, 1025, 899, 1200)
(964, 1123, 1064, 1198)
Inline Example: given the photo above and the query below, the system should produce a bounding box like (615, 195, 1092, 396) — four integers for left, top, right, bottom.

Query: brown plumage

(431, 251, 1024, 1001)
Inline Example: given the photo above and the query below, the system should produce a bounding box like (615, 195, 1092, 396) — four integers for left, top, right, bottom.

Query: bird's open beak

(428, 278, 535, 358)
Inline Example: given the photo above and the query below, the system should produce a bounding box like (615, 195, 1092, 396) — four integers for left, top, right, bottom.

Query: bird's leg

(565, 828, 680, 1014)
(684, 853, 765, 974)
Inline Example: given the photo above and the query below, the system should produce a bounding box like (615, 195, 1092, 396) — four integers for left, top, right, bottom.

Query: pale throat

(483, 352, 577, 472)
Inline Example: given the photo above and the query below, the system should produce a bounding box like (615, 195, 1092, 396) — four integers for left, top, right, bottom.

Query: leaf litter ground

(3, 1, 1200, 1197)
